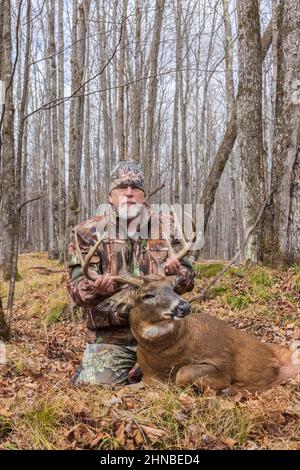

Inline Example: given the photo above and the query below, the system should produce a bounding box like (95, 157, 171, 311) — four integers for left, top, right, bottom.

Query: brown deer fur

(124, 276, 300, 393)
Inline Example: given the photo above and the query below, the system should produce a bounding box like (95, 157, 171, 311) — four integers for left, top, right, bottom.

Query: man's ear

(109, 194, 113, 204)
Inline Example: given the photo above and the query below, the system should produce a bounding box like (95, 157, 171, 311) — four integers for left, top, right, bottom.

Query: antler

(163, 209, 197, 261)
(74, 228, 143, 287)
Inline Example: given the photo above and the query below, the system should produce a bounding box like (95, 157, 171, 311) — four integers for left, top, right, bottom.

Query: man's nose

(124, 186, 134, 196)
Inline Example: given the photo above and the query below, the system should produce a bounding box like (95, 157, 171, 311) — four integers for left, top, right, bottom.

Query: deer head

(118, 275, 191, 344)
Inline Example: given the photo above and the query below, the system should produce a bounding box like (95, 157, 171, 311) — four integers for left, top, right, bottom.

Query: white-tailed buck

(75, 227, 300, 394)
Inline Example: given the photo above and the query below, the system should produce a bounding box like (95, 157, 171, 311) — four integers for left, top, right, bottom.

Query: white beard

(118, 203, 142, 221)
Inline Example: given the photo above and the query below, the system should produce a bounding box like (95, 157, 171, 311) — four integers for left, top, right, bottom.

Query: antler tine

(114, 275, 144, 287)
(74, 228, 106, 281)
(74, 228, 85, 268)
(172, 209, 197, 261)
(112, 246, 144, 287)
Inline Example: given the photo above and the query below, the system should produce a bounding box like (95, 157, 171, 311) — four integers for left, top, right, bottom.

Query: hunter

(67, 160, 195, 386)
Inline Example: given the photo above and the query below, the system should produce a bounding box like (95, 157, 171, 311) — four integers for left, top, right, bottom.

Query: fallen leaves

(66, 423, 110, 449)
(1, 254, 300, 450)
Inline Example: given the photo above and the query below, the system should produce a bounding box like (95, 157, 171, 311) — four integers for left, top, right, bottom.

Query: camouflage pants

(73, 343, 137, 386)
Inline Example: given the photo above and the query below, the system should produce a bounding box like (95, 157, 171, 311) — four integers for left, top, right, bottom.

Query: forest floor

(0, 253, 300, 450)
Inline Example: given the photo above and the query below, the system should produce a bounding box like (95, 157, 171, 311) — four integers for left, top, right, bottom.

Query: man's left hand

(164, 257, 182, 275)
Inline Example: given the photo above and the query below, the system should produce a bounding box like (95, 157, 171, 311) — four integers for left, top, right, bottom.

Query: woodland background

(0, 0, 299, 276)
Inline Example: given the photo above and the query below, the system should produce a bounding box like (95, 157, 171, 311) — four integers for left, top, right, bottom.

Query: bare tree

(67, 0, 90, 235)
(57, 0, 66, 259)
(262, 0, 300, 266)
(200, 15, 273, 235)
(117, 0, 128, 160)
(237, 0, 266, 262)
(48, 0, 59, 259)
(0, 0, 16, 280)
(144, 0, 165, 190)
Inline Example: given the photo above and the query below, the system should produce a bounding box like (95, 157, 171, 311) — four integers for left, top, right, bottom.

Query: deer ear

(103, 288, 138, 313)
(122, 288, 138, 307)
(167, 275, 179, 288)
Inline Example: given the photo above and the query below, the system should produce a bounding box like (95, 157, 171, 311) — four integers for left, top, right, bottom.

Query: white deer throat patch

(142, 322, 175, 340)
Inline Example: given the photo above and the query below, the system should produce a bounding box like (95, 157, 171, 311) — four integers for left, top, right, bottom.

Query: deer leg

(176, 364, 231, 391)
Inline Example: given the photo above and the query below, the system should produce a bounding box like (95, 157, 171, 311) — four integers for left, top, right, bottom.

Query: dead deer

(74, 226, 300, 394)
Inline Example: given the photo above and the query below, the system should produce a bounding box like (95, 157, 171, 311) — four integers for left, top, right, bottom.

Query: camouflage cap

(109, 160, 146, 194)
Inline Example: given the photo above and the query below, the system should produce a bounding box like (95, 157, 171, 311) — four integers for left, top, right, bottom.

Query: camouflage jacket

(67, 207, 195, 345)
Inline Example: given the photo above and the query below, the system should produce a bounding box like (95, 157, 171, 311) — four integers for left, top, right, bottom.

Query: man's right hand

(92, 274, 117, 295)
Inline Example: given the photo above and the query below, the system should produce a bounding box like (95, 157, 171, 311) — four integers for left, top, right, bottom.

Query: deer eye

(142, 294, 156, 301)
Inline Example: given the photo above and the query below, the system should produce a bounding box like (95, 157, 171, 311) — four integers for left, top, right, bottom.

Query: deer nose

(172, 300, 191, 317)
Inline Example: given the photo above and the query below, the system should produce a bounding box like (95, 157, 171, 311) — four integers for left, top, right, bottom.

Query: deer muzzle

(171, 299, 191, 319)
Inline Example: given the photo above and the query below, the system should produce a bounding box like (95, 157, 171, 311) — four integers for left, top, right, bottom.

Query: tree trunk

(0, 293, 9, 341)
(171, 0, 182, 204)
(98, 1, 111, 198)
(223, 0, 239, 254)
(237, 0, 266, 262)
(48, 0, 59, 259)
(132, 0, 142, 161)
(117, 0, 128, 160)
(67, 0, 90, 234)
(262, 0, 300, 266)
(200, 14, 273, 235)
(0, 0, 16, 281)
(144, 0, 165, 191)
(57, 0, 66, 260)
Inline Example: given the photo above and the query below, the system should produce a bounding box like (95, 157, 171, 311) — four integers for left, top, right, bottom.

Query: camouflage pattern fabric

(109, 160, 146, 194)
(67, 206, 195, 386)
(74, 343, 137, 386)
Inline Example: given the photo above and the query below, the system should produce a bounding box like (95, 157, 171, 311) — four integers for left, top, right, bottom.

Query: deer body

(74, 224, 300, 393)
(129, 278, 300, 393)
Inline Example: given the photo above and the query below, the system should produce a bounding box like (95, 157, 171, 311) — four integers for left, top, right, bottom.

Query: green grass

(252, 286, 272, 302)
(23, 400, 63, 450)
(293, 265, 300, 275)
(249, 268, 273, 287)
(45, 301, 68, 326)
(225, 293, 251, 310)
(293, 276, 300, 293)
(0, 416, 12, 438)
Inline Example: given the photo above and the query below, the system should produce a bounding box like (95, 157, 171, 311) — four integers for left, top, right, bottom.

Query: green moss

(210, 285, 230, 298)
(226, 267, 246, 278)
(194, 263, 225, 278)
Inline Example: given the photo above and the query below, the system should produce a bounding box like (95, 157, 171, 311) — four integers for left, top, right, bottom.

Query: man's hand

(92, 274, 117, 295)
(164, 256, 182, 275)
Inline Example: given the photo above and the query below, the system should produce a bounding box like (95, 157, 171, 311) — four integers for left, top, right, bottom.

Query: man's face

(109, 185, 145, 220)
